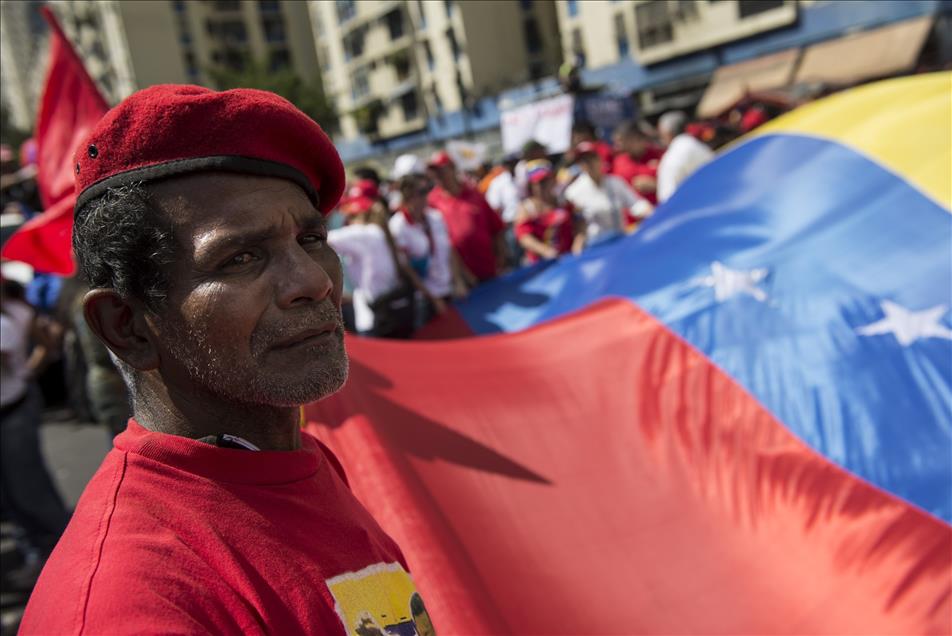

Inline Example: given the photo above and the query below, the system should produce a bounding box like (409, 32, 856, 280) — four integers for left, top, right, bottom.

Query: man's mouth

(271, 323, 340, 350)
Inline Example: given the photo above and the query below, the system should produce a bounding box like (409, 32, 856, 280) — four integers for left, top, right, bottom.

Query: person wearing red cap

(20, 85, 434, 636)
(513, 160, 574, 264)
(426, 151, 505, 284)
(328, 179, 426, 337)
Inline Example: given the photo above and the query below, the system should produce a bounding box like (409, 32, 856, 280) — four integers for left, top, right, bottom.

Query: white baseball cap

(392, 154, 425, 180)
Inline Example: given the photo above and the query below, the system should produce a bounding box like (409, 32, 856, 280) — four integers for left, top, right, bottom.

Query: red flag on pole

(1, 6, 109, 274)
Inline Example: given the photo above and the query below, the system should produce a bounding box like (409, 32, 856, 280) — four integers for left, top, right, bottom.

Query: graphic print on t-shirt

(327, 562, 436, 636)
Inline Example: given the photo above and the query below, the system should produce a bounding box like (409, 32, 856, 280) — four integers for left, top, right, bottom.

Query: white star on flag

(693, 261, 769, 302)
(856, 301, 952, 347)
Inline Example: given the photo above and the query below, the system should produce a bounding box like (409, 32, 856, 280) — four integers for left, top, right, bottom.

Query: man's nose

(275, 244, 334, 309)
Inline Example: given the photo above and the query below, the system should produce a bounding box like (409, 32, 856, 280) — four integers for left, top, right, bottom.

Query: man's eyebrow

(194, 212, 326, 258)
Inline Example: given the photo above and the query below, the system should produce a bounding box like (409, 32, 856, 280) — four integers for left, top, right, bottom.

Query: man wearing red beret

(20, 85, 435, 636)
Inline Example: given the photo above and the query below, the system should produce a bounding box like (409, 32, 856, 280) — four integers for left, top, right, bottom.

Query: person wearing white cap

(389, 154, 426, 210)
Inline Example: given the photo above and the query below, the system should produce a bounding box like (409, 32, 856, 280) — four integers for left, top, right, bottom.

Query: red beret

(74, 84, 344, 214)
(427, 150, 455, 169)
(339, 179, 380, 215)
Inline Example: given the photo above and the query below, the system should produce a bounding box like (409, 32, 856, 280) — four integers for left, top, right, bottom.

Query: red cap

(427, 150, 455, 169)
(339, 179, 380, 215)
(73, 84, 345, 215)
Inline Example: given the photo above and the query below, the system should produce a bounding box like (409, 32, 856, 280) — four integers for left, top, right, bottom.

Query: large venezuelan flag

(306, 74, 951, 635)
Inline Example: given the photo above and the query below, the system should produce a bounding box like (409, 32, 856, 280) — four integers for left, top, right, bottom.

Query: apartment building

(312, 0, 563, 141)
(0, 0, 50, 130)
(557, 0, 796, 71)
(554, 0, 947, 117)
(41, 1, 320, 105)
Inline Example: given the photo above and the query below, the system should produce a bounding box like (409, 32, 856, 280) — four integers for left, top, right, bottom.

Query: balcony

(337, 0, 400, 33)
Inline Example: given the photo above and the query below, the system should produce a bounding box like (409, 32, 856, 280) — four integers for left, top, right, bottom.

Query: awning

(696, 48, 799, 118)
(794, 15, 934, 86)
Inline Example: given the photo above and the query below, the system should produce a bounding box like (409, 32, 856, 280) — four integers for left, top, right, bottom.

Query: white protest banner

(500, 94, 574, 156)
(446, 140, 487, 172)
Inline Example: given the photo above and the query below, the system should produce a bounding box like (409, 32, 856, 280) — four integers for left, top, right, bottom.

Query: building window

(393, 53, 412, 81)
(422, 41, 435, 70)
(262, 17, 286, 43)
(213, 0, 241, 10)
(738, 0, 784, 18)
(336, 0, 356, 23)
(676, 0, 700, 19)
(446, 28, 460, 61)
(344, 30, 365, 60)
(567, 0, 578, 18)
(352, 68, 370, 99)
(571, 27, 585, 67)
(444, 0, 454, 18)
(529, 60, 545, 80)
(258, 0, 280, 12)
(184, 50, 197, 74)
(523, 17, 542, 54)
(223, 48, 245, 71)
(416, 0, 426, 28)
(614, 13, 629, 58)
(209, 20, 248, 43)
(520, 0, 533, 10)
(180, 31, 192, 45)
(385, 9, 404, 40)
(401, 91, 419, 121)
(635, 1, 673, 49)
(270, 48, 292, 71)
(172, 1, 186, 13)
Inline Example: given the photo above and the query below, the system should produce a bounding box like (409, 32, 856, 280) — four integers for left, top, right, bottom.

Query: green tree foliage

(207, 57, 338, 134)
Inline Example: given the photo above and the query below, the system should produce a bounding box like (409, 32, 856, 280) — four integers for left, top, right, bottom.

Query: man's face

(580, 154, 603, 179)
(148, 173, 348, 408)
(614, 132, 646, 158)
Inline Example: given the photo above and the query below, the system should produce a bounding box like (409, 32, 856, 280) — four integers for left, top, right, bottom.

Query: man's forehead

(150, 172, 317, 225)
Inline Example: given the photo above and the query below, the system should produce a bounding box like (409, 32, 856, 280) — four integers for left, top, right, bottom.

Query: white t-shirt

(327, 224, 400, 333)
(388, 208, 454, 298)
(564, 173, 640, 244)
(656, 133, 714, 202)
(485, 170, 521, 223)
(0, 300, 33, 407)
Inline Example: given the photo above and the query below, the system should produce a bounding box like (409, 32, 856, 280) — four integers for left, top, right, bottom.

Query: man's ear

(83, 289, 159, 371)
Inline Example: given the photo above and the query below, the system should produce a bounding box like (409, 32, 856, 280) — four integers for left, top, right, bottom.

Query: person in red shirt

(514, 160, 575, 264)
(19, 86, 435, 636)
(426, 151, 506, 284)
(611, 120, 664, 205)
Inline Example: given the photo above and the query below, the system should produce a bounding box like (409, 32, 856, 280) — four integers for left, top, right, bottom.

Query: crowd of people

(0, 107, 728, 586)
(326, 110, 718, 337)
(0, 70, 787, 630)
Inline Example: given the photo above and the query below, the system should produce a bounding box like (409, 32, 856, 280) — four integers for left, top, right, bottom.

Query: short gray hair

(658, 111, 687, 137)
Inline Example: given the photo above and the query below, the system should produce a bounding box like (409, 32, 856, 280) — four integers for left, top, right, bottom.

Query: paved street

(1, 409, 111, 635)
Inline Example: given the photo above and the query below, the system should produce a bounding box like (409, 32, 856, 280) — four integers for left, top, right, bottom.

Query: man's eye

(224, 252, 258, 268)
(300, 233, 327, 246)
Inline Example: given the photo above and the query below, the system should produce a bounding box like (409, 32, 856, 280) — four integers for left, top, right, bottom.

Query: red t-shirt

(20, 420, 433, 636)
(514, 207, 575, 264)
(428, 184, 504, 281)
(610, 145, 664, 205)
